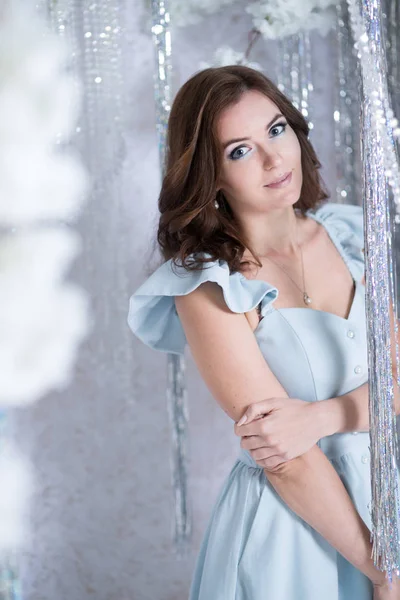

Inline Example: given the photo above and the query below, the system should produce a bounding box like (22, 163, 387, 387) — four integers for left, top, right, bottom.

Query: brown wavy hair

(156, 65, 329, 274)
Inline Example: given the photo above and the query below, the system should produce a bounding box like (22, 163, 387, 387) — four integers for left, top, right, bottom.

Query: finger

(240, 435, 277, 450)
(234, 416, 268, 438)
(241, 435, 273, 451)
(236, 398, 278, 426)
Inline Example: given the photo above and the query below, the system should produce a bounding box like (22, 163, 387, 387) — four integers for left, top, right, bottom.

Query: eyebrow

(221, 113, 285, 150)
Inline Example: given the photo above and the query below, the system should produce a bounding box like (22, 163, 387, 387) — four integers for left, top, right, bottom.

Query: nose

(262, 147, 283, 170)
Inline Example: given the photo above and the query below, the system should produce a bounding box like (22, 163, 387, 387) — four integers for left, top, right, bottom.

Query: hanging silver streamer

(277, 32, 314, 134)
(45, 0, 125, 195)
(348, 0, 400, 578)
(151, 0, 191, 556)
(81, 0, 125, 190)
(42, 0, 130, 337)
(334, 2, 362, 206)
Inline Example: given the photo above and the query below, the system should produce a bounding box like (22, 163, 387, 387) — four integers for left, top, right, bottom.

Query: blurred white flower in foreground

(0, 0, 90, 555)
(0, 230, 90, 406)
(247, 0, 335, 39)
(0, 3, 89, 224)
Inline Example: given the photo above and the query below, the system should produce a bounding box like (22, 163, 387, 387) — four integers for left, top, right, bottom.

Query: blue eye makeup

(269, 121, 287, 137)
(227, 120, 288, 161)
(229, 146, 251, 161)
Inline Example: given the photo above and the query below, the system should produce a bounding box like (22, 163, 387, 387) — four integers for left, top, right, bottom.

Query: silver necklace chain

(260, 229, 312, 306)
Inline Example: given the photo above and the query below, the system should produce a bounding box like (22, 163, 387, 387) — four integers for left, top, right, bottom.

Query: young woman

(127, 65, 400, 599)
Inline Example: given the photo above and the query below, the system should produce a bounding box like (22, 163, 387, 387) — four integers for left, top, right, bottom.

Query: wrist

(349, 528, 386, 585)
(311, 398, 343, 439)
(358, 556, 387, 586)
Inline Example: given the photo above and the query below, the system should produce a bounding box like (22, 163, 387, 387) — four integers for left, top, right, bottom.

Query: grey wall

(12, 3, 338, 599)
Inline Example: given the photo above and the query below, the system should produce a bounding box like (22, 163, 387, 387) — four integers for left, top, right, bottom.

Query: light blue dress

(127, 202, 377, 600)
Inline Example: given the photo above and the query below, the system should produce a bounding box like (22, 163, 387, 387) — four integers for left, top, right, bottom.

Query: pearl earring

(214, 200, 219, 209)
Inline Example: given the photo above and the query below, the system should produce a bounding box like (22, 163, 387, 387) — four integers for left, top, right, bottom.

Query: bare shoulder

(174, 281, 288, 423)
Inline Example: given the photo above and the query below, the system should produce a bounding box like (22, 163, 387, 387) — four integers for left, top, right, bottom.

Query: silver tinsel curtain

(347, 0, 400, 578)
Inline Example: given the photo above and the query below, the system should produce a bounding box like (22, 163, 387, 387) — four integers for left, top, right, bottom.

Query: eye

(228, 146, 251, 161)
(270, 121, 287, 137)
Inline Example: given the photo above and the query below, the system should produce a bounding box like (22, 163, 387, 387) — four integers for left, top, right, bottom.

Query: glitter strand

(151, 0, 192, 556)
(277, 33, 314, 135)
(348, 0, 400, 578)
(333, 1, 362, 205)
(81, 0, 126, 191)
(348, 0, 400, 210)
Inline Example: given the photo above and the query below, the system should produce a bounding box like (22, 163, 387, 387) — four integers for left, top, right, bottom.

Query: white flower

(0, 2, 89, 224)
(0, 0, 90, 558)
(246, 0, 335, 39)
(199, 46, 263, 71)
(0, 146, 89, 225)
(0, 41, 81, 143)
(0, 230, 90, 407)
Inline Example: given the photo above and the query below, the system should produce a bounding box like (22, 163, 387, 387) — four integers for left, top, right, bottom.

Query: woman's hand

(233, 397, 324, 471)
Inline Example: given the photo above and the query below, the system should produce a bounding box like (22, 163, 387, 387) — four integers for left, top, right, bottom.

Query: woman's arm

(175, 281, 386, 586)
(316, 379, 400, 437)
(265, 448, 383, 584)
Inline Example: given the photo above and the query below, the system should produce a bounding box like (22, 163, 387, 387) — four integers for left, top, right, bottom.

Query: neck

(241, 207, 304, 260)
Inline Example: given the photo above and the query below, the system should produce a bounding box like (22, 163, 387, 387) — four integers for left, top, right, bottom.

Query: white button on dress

(354, 365, 362, 374)
(347, 330, 355, 339)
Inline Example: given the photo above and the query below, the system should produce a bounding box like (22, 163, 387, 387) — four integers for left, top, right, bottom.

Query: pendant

(303, 293, 312, 306)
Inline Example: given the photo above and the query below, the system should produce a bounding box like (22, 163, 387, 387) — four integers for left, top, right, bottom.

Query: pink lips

(265, 171, 292, 189)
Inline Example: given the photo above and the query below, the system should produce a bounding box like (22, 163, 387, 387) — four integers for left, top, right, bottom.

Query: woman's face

(216, 89, 303, 214)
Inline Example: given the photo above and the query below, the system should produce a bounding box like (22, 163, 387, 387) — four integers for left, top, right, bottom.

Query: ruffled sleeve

(127, 257, 278, 355)
(307, 202, 365, 282)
